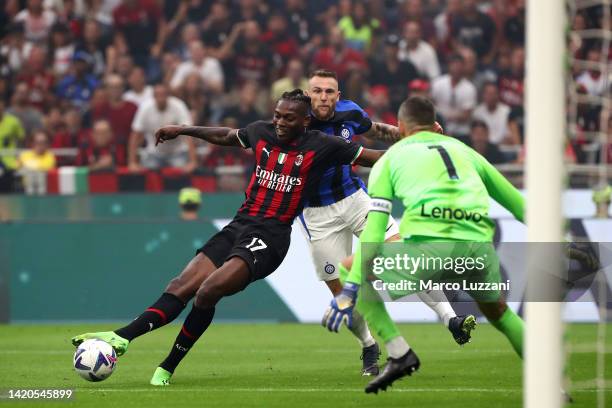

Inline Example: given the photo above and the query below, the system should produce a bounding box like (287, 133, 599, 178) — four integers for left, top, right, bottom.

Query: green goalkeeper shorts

(362, 236, 503, 302)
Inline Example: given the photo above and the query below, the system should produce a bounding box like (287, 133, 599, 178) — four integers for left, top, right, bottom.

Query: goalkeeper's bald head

(398, 96, 437, 136)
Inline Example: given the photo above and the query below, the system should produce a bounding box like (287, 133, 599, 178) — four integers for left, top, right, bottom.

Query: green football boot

(71, 331, 129, 356)
(150, 367, 172, 386)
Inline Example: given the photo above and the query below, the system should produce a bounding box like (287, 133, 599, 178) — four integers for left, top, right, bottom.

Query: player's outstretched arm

(155, 125, 240, 147)
(348, 157, 394, 283)
(473, 151, 525, 223)
(361, 121, 444, 143)
(362, 122, 401, 143)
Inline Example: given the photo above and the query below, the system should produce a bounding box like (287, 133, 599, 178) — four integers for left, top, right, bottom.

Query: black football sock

(159, 305, 216, 373)
(114, 293, 186, 341)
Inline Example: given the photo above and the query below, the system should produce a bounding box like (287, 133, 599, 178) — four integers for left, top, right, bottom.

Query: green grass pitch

(1, 323, 610, 407)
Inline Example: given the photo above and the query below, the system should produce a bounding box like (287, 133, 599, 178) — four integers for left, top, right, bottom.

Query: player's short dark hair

(279, 89, 311, 115)
(398, 96, 436, 126)
(309, 69, 338, 81)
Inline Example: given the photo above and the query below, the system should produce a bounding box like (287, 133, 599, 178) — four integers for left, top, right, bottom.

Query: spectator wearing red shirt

(261, 12, 299, 66)
(77, 119, 123, 171)
(112, 0, 165, 67)
(498, 46, 524, 109)
(16, 45, 55, 111)
(312, 26, 367, 85)
(90, 74, 137, 165)
(51, 107, 89, 166)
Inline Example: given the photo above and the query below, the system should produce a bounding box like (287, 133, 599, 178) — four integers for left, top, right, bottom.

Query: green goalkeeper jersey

(375, 131, 524, 241)
(346, 131, 525, 285)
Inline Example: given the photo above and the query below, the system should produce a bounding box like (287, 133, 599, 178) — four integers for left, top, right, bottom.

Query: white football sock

(417, 290, 456, 327)
(349, 311, 376, 348)
(386, 336, 410, 359)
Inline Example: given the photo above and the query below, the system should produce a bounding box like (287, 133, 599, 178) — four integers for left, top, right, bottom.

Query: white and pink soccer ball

(73, 339, 117, 382)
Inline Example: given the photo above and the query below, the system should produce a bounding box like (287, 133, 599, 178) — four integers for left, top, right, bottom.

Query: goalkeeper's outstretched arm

(347, 157, 394, 284)
(473, 151, 525, 223)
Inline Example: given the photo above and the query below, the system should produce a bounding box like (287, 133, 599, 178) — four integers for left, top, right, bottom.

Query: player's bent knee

(193, 278, 237, 309)
(194, 284, 222, 309)
(165, 277, 197, 302)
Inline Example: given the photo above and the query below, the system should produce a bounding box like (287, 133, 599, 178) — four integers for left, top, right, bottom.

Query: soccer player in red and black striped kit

(71, 90, 384, 386)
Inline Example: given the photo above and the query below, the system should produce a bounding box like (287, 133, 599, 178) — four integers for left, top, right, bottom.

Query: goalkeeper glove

(322, 282, 359, 333)
(567, 241, 600, 272)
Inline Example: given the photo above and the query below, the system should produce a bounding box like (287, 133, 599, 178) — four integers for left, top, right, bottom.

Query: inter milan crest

(278, 152, 287, 164)
(341, 128, 351, 139)
(295, 154, 304, 166)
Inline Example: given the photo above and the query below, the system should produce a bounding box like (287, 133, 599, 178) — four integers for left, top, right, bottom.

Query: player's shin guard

(416, 290, 456, 327)
(115, 292, 186, 341)
(159, 305, 216, 374)
(490, 307, 524, 358)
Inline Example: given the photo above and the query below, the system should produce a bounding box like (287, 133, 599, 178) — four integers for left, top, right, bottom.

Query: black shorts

(197, 213, 291, 282)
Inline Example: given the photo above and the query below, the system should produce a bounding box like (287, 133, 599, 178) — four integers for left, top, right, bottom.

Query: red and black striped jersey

(236, 121, 364, 224)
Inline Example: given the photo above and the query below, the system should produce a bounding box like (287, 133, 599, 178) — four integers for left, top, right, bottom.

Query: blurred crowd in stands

(0, 0, 610, 193)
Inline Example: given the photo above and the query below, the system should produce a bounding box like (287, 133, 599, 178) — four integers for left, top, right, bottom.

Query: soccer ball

(73, 339, 117, 382)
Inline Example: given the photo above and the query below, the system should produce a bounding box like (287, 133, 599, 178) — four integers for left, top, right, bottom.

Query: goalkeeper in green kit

(322, 96, 526, 394)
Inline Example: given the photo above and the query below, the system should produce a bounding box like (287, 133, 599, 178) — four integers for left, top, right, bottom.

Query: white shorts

(298, 189, 400, 281)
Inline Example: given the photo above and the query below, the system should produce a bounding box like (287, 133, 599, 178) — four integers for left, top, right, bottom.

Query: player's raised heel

(150, 367, 173, 386)
(71, 332, 129, 356)
(365, 349, 420, 394)
(448, 315, 477, 345)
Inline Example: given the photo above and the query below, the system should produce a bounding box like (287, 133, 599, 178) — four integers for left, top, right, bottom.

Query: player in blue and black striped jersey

(306, 97, 371, 207)
(300, 70, 473, 375)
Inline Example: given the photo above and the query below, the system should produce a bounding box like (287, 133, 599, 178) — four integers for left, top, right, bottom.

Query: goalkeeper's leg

(382, 236, 472, 343)
(470, 243, 523, 358)
(477, 300, 524, 358)
(337, 262, 421, 393)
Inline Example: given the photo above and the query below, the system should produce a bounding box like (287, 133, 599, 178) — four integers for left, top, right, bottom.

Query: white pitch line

(77, 387, 612, 393)
(0, 349, 515, 355)
(82, 387, 521, 393)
